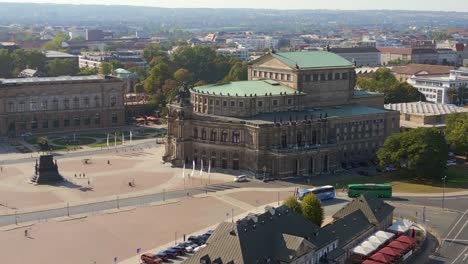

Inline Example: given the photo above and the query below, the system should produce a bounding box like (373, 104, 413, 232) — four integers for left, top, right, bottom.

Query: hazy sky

(0, 0, 466, 12)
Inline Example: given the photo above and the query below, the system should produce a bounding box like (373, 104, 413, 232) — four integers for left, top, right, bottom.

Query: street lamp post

(442, 176, 447, 210)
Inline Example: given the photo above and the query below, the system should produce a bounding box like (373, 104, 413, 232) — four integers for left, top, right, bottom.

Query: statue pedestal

(30, 155, 64, 184)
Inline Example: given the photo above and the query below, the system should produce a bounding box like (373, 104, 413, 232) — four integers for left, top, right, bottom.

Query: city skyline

(0, 0, 467, 12)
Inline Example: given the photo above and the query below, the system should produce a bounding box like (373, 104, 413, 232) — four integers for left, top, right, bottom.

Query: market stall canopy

(378, 246, 403, 257)
(353, 245, 374, 256)
(375, 230, 395, 240)
(369, 252, 396, 264)
(388, 240, 410, 251)
(362, 260, 382, 264)
(396, 235, 417, 245)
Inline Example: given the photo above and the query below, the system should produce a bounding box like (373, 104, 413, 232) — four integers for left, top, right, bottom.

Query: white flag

(106, 133, 109, 147)
(200, 159, 204, 176)
(130, 131, 133, 142)
(191, 160, 195, 177)
(122, 132, 125, 145)
(208, 160, 211, 174)
(182, 163, 186, 179)
(114, 132, 117, 147)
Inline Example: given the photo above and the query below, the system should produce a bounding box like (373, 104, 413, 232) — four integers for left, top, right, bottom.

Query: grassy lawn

(88, 141, 123, 148)
(331, 165, 468, 193)
(51, 137, 97, 146)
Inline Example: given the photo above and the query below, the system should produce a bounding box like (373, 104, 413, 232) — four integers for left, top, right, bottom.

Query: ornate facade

(164, 51, 399, 178)
(0, 75, 126, 136)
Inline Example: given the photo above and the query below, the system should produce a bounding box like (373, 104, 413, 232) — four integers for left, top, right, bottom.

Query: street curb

(105, 208, 136, 215)
(0, 222, 34, 231)
(54, 215, 88, 222)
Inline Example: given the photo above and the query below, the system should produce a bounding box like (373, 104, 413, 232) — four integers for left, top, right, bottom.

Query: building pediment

(252, 54, 293, 70)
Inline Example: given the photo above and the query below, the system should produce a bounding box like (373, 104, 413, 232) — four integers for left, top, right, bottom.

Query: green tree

(173, 68, 193, 84)
(46, 59, 79, 76)
(386, 58, 412, 66)
(0, 49, 13, 77)
(377, 128, 448, 179)
(283, 196, 302, 215)
(385, 82, 426, 104)
(99, 62, 113, 75)
(110, 59, 122, 70)
(356, 68, 397, 92)
(143, 62, 172, 94)
(170, 46, 232, 84)
(301, 194, 324, 227)
(11, 49, 46, 75)
(42, 33, 68, 51)
(445, 113, 468, 157)
(458, 85, 467, 106)
(78, 67, 97, 76)
(142, 43, 167, 63)
(223, 61, 248, 82)
(134, 83, 145, 93)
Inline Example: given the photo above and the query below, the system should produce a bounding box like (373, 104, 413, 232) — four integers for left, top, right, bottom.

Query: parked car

(141, 254, 163, 264)
(234, 175, 248, 182)
(159, 250, 178, 259)
(169, 246, 186, 256)
(155, 252, 169, 262)
(384, 166, 397, 172)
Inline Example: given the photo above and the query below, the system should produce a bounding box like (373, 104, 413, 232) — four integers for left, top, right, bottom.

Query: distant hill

(1, 3, 468, 31)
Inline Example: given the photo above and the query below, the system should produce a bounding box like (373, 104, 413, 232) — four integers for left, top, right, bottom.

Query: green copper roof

(193, 80, 300, 97)
(272, 51, 353, 69)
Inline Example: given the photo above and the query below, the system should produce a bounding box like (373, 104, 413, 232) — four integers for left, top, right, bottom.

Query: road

(388, 195, 468, 264)
(0, 180, 295, 227)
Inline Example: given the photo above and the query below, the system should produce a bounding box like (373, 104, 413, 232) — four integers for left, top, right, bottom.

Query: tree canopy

(46, 59, 79, 76)
(0, 49, 13, 78)
(445, 113, 468, 157)
(99, 62, 113, 75)
(357, 68, 397, 93)
(142, 43, 167, 63)
(42, 33, 68, 51)
(283, 196, 302, 215)
(301, 194, 324, 227)
(385, 82, 426, 103)
(223, 61, 248, 82)
(357, 68, 425, 103)
(174, 68, 193, 84)
(144, 62, 172, 94)
(11, 49, 46, 75)
(377, 128, 448, 179)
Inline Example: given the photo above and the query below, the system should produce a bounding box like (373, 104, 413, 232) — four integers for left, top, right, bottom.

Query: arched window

(297, 131, 303, 146)
(73, 97, 80, 109)
(94, 96, 100, 107)
(7, 102, 14, 112)
(84, 97, 90, 108)
(52, 98, 59, 110)
(110, 96, 117, 107)
(201, 129, 207, 140)
(232, 131, 240, 143)
(281, 134, 287, 148)
(221, 131, 228, 142)
(210, 129, 217, 141)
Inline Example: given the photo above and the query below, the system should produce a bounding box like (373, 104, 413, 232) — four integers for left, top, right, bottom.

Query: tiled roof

(192, 80, 300, 97)
(330, 47, 380, 54)
(377, 47, 413, 55)
(183, 205, 337, 264)
(385, 102, 468, 116)
(323, 210, 374, 248)
(391, 64, 454, 75)
(332, 194, 394, 225)
(272, 51, 353, 69)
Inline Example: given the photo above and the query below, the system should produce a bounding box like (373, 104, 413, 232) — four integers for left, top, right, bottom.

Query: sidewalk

(392, 190, 468, 197)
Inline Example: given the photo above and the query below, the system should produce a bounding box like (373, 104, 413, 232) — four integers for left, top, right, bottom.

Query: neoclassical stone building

(0, 75, 126, 136)
(164, 51, 399, 178)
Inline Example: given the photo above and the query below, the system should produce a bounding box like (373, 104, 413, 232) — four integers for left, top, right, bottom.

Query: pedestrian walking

(88, 180, 90, 186)
(24, 229, 28, 237)
(83, 173, 86, 178)
(74, 174, 77, 178)
(107, 160, 110, 165)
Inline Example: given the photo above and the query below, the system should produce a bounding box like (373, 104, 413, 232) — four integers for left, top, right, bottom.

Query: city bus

(347, 184, 392, 198)
(298, 185, 336, 201)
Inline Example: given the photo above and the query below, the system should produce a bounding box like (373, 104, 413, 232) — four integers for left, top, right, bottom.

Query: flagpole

(114, 132, 117, 147)
(183, 163, 186, 191)
(200, 159, 203, 184)
(106, 133, 109, 147)
(122, 132, 125, 145)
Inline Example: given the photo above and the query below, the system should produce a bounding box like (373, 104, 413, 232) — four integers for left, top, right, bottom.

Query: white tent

(353, 245, 374, 256)
(368, 235, 387, 244)
(361, 240, 381, 249)
(375, 230, 395, 240)
(388, 219, 413, 233)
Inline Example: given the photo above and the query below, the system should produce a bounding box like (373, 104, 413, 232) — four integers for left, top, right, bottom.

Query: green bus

(347, 184, 392, 198)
